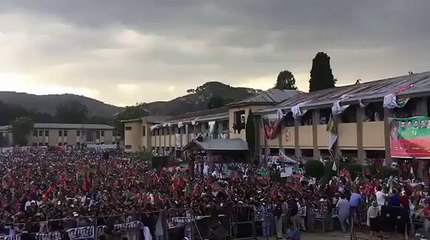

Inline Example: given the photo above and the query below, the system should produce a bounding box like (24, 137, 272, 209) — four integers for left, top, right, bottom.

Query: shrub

(381, 167, 398, 179)
(340, 162, 363, 180)
(304, 160, 325, 179)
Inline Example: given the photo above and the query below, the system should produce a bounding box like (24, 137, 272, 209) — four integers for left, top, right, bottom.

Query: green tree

(274, 70, 297, 90)
(114, 104, 149, 138)
(208, 96, 225, 109)
(245, 109, 256, 161)
(56, 100, 89, 123)
(11, 117, 34, 146)
(309, 52, 336, 92)
(304, 160, 325, 179)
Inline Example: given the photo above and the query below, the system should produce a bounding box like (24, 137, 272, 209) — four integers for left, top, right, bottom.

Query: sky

(0, 0, 429, 107)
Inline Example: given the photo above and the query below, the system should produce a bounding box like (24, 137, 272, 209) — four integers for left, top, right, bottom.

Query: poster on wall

(261, 109, 283, 140)
(389, 116, 430, 159)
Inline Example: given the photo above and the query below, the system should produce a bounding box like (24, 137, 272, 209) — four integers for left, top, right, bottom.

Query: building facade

(0, 123, 115, 147)
(122, 72, 430, 163)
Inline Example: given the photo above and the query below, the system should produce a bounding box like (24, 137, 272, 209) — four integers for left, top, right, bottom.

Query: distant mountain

(0, 92, 123, 117)
(139, 81, 262, 116)
(0, 82, 262, 119)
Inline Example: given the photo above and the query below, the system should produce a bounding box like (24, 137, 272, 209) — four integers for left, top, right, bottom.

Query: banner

(66, 226, 95, 240)
(389, 116, 430, 159)
(36, 232, 62, 240)
(261, 109, 283, 140)
(0, 235, 21, 240)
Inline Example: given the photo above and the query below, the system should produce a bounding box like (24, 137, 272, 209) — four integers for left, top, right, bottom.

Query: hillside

(0, 92, 123, 117)
(0, 82, 262, 119)
(139, 81, 262, 115)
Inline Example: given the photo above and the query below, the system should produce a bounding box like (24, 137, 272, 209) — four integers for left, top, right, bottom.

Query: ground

(261, 231, 413, 239)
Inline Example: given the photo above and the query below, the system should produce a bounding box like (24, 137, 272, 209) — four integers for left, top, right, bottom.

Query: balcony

(363, 121, 385, 150)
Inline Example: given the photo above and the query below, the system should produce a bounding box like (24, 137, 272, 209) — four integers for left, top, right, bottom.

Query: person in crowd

(375, 186, 387, 209)
(349, 188, 362, 223)
(285, 221, 300, 240)
(366, 201, 381, 239)
(389, 189, 401, 207)
(336, 193, 350, 233)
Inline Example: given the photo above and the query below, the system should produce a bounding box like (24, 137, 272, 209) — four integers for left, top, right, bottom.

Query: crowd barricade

(2, 212, 162, 240)
(229, 205, 257, 239)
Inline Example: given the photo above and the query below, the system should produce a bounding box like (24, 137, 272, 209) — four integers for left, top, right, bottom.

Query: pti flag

(261, 109, 284, 140)
(327, 114, 338, 151)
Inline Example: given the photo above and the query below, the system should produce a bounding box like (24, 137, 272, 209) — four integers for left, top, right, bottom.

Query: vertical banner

(175, 134, 181, 149)
(208, 121, 216, 139)
(389, 116, 430, 159)
(261, 109, 283, 140)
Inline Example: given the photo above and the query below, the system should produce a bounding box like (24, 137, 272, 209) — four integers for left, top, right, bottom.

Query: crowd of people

(1, 147, 430, 240)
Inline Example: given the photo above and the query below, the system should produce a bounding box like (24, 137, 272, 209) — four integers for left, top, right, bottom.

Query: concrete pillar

(278, 119, 285, 154)
(416, 97, 428, 179)
(333, 114, 341, 161)
(255, 116, 262, 156)
(416, 97, 428, 116)
(185, 125, 190, 143)
(312, 110, 321, 160)
(384, 108, 392, 165)
(294, 117, 302, 158)
(356, 106, 365, 164)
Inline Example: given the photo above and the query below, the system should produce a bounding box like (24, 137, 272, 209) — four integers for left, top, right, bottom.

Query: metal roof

(184, 138, 249, 151)
(229, 89, 300, 107)
(259, 71, 430, 114)
(34, 123, 115, 130)
(0, 125, 11, 131)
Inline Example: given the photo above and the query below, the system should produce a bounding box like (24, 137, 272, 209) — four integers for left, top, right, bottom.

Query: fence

(1, 204, 423, 240)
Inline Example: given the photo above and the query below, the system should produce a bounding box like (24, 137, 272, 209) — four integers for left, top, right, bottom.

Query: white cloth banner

(0, 235, 21, 240)
(66, 226, 95, 240)
(383, 93, 399, 109)
(291, 103, 305, 119)
(36, 232, 62, 240)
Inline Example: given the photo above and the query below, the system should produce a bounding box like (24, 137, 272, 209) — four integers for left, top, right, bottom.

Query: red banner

(261, 109, 283, 140)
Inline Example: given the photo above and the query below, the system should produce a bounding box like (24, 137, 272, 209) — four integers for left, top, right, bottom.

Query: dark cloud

(0, 0, 429, 105)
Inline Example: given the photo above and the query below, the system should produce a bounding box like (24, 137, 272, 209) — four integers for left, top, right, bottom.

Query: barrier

(230, 205, 257, 240)
(2, 212, 161, 240)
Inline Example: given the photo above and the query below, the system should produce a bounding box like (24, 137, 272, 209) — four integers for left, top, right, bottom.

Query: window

(59, 130, 62, 137)
(77, 131, 80, 137)
(33, 130, 37, 136)
(45, 131, 49, 137)
(63, 142, 67, 146)
(58, 142, 63, 146)
(125, 126, 132, 131)
(142, 127, 146, 136)
(101, 131, 104, 137)
(64, 130, 68, 137)
(180, 127, 186, 134)
(38, 130, 43, 137)
(96, 131, 100, 139)
(125, 145, 132, 149)
(233, 110, 246, 133)
(87, 131, 94, 141)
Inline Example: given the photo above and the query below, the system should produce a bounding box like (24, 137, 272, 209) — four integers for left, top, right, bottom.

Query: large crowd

(1, 148, 430, 240)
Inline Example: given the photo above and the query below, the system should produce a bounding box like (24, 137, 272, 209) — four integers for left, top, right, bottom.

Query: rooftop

(228, 89, 300, 107)
(259, 71, 430, 114)
(33, 123, 115, 130)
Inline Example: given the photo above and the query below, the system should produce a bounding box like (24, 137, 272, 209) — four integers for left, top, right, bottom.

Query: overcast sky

(0, 0, 429, 106)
